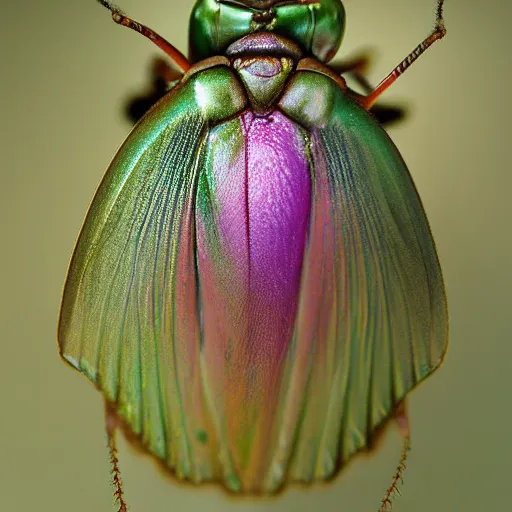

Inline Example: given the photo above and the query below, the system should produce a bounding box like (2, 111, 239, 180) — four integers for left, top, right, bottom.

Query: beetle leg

(97, 0, 191, 73)
(378, 402, 411, 512)
(369, 103, 408, 127)
(105, 402, 128, 512)
(348, 71, 374, 95)
(126, 57, 183, 124)
(332, 53, 371, 77)
(333, 53, 375, 94)
(331, 54, 408, 126)
(152, 57, 184, 84)
(348, 85, 408, 127)
(360, 0, 446, 110)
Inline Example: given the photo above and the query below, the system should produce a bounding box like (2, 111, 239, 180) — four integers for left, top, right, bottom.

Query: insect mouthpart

(226, 32, 303, 60)
(252, 8, 277, 25)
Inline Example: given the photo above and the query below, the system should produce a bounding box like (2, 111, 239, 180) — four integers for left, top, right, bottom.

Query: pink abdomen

(195, 110, 311, 489)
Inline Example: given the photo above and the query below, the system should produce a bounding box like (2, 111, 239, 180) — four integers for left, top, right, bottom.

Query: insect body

(59, 0, 448, 507)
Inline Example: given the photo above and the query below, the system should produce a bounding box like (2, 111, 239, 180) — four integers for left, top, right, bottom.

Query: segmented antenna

(105, 403, 128, 512)
(97, 0, 124, 17)
(378, 436, 411, 512)
(362, 0, 446, 109)
(95, 0, 191, 73)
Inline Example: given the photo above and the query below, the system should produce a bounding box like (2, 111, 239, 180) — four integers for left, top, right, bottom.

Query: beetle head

(189, 0, 345, 63)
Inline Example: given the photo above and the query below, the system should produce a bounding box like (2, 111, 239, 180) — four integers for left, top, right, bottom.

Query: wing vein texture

(59, 79, 448, 492)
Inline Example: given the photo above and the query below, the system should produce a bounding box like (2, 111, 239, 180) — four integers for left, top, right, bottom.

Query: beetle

(58, 1, 448, 510)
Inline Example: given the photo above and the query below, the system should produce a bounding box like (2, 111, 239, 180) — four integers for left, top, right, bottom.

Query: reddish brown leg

(126, 57, 183, 124)
(332, 53, 375, 94)
(332, 53, 372, 76)
(152, 58, 184, 84)
(332, 53, 408, 126)
(378, 402, 411, 512)
(360, 0, 446, 110)
(97, 0, 191, 73)
(106, 402, 128, 512)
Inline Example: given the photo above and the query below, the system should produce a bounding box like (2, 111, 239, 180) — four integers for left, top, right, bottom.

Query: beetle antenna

(95, 0, 191, 73)
(378, 403, 411, 512)
(96, 0, 124, 16)
(105, 403, 128, 512)
(379, 436, 411, 512)
(361, 0, 446, 109)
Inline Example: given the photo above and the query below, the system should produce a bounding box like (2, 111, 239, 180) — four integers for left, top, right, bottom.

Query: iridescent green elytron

(59, 0, 448, 496)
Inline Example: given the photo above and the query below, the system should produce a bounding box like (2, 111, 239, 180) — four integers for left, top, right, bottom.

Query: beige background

(1, 0, 510, 511)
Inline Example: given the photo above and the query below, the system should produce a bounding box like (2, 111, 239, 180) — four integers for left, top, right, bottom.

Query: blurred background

(1, 0, 510, 511)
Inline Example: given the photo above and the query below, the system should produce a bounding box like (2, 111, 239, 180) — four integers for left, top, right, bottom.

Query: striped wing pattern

(272, 101, 448, 484)
(59, 88, 218, 479)
(59, 69, 447, 492)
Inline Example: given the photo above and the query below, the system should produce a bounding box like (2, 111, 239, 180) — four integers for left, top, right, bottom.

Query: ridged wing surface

(271, 75, 448, 486)
(59, 79, 219, 481)
(59, 66, 447, 493)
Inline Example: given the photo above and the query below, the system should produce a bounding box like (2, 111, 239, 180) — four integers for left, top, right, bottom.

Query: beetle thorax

(226, 32, 300, 113)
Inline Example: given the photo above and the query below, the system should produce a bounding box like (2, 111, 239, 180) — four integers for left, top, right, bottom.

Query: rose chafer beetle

(58, 1, 448, 510)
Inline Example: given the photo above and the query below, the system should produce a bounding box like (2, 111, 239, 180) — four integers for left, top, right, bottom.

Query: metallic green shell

(59, 55, 447, 492)
(58, 66, 247, 474)
(189, 0, 345, 63)
(280, 71, 448, 468)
